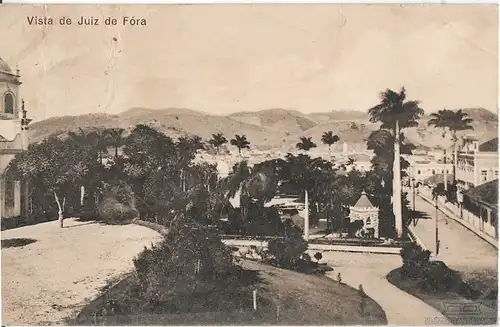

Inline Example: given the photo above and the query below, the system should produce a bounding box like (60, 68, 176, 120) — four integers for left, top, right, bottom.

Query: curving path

(316, 251, 450, 325)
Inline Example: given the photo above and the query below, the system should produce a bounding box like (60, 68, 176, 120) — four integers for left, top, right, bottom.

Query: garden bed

(387, 268, 497, 325)
(72, 260, 387, 326)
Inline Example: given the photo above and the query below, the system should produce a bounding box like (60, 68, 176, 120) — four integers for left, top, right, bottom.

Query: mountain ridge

(28, 107, 498, 151)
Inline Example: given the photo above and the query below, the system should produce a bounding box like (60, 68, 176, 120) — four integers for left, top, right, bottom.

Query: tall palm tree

(368, 87, 424, 238)
(104, 128, 125, 161)
(296, 136, 317, 152)
(428, 109, 474, 183)
(208, 133, 228, 154)
(321, 131, 340, 154)
(230, 134, 250, 155)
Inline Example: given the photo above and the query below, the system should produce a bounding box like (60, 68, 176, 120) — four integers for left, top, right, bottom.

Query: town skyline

(1, 4, 497, 122)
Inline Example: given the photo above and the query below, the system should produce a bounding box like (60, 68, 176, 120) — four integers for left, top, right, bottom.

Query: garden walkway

(319, 252, 450, 325)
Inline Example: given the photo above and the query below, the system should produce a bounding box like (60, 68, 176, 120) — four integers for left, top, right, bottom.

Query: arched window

(4, 93, 14, 114)
(366, 217, 371, 225)
(432, 169, 436, 174)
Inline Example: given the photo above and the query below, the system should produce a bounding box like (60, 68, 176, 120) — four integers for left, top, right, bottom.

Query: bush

(400, 243, 431, 279)
(418, 261, 462, 294)
(98, 182, 138, 223)
(399, 243, 463, 294)
(225, 205, 285, 237)
(133, 218, 234, 304)
(267, 220, 308, 269)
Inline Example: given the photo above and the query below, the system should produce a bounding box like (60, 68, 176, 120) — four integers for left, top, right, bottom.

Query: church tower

(0, 58, 31, 219)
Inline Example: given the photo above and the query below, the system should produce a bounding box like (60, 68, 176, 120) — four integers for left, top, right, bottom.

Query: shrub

(417, 261, 462, 294)
(133, 218, 234, 303)
(98, 182, 138, 223)
(399, 243, 464, 294)
(226, 205, 285, 237)
(267, 220, 308, 269)
(400, 243, 431, 279)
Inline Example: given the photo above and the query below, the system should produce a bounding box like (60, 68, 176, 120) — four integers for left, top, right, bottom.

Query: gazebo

(349, 190, 379, 238)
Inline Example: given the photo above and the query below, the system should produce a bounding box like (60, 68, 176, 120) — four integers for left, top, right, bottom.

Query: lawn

(72, 259, 388, 325)
(387, 268, 498, 325)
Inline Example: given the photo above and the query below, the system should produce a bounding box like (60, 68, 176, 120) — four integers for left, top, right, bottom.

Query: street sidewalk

(409, 192, 497, 273)
(417, 190, 498, 249)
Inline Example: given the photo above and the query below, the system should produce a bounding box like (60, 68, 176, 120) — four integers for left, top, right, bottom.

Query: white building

(456, 136, 498, 189)
(0, 58, 31, 219)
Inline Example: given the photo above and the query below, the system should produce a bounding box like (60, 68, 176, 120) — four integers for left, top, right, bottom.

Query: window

(495, 171, 498, 177)
(432, 169, 436, 175)
(417, 170, 421, 175)
(366, 217, 371, 225)
(481, 170, 488, 181)
(3, 93, 14, 114)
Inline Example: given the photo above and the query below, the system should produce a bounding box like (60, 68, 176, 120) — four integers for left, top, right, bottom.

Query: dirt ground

(1, 218, 161, 325)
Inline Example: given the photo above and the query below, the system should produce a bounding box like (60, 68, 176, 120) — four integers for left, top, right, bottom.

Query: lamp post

(435, 196, 440, 255)
(456, 187, 464, 219)
(411, 177, 416, 211)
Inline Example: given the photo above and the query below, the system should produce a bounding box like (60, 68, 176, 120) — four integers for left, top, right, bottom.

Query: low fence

(132, 219, 406, 255)
(223, 239, 403, 255)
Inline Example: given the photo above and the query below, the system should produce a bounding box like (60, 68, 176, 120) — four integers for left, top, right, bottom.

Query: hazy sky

(0, 4, 498, 121)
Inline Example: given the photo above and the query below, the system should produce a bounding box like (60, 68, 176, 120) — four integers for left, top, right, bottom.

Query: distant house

(462, 179, 498, 240)
(406, 159, 452, 183)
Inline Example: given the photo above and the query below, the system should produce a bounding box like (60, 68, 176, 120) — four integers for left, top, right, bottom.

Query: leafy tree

(230, 134, 250, 154)
(321, 131, 340, 153)
(368, 87, 424, 238)
(280, 154, 336, 231)
(208, 133, 228, 154)
(7, 136, 101, 227)
(122, 125, 178, 218)
(428, 109, 474, 182)
(296, 136, 317, 152)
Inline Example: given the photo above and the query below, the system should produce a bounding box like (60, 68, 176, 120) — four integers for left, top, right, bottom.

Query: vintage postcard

(0, 3, 498, 326)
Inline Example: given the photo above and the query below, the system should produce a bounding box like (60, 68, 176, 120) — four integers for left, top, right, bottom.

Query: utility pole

(304, 189, 309, 241)
(435, 196, 440, 255)
(412, 178, 416, 211)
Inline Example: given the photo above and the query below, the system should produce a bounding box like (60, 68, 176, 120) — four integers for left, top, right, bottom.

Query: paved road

(410, 193, 498, 274)
(317, 252, 450, 325)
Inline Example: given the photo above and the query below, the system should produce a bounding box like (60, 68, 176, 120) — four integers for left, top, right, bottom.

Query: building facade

(0, 58, 31, 219)
(406, 159, 453, 183)
(456, 136, 498, 190)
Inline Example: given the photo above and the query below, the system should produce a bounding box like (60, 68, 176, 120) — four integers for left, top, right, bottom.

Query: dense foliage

(133, 218, 234, 304)
(399, 243, 463, 293)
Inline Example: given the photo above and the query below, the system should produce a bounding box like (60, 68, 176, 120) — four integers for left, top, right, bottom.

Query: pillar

(23, 179, 30, 218)
(13, 180, 21, 217)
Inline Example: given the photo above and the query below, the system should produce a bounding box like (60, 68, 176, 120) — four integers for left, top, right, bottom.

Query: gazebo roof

(353, 190, 376, 209)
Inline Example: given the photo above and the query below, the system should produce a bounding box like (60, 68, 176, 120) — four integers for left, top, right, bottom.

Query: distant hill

(28, 107, 498, 152)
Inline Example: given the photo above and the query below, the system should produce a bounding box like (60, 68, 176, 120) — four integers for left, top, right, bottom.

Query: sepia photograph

(0, 3, 498, 325)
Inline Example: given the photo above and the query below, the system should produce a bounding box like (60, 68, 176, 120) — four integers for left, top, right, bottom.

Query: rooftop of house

(423, 173, 454, 185)
(464, 179, 498, 209)
(478, 137, 498, 152)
